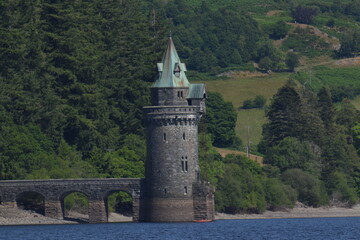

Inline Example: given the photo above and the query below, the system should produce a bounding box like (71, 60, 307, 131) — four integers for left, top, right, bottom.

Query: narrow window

(181, 161, 185, 172)
(180, 91, 183, 98)
(183, 133, 186, 140)
(178, 91, 180, 98)
(184, 186, 188, 195)
(185, 161, 188, 172)
(163, 133, 166, 141)
(164, 188, 167, 194)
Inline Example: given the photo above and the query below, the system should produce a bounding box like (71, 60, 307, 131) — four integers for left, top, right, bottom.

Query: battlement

(143, 106, 201, 114)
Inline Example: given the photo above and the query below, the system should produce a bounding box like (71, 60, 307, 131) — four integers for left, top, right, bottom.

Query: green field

(236, 109, 266, 149)
(193, 64, 360, 147)
(196, 73, 290, 109)
(295, 65, 360, 91)
(193, 72, 290, 146)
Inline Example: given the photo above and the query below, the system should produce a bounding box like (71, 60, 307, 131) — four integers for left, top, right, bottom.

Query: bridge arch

(60, 190, 90, 200)
(16, 191, 45, 214)
(105, 190, 134, 222)
(61, 190, 90, 222)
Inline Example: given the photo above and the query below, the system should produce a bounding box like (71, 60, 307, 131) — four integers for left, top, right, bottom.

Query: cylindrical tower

(142, 38, 207, 222)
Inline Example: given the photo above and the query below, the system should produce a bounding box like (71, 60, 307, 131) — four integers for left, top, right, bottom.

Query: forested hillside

(2, 0, 360, 214)
(0, 0, 167, 180)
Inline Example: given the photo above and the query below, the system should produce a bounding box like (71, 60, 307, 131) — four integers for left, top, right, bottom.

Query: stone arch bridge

(0, 178, 144, 223)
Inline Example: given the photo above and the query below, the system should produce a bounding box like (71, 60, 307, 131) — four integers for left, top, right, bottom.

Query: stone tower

(142, 38, 214, 222)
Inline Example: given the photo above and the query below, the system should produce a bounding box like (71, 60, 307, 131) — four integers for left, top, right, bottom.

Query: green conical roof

(152, 37, 190, 88)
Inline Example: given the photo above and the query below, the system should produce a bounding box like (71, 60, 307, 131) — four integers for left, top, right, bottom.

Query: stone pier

(89, 199, 107, 223)
(193, 182, 215, 221)
(44, 199, 63, 220)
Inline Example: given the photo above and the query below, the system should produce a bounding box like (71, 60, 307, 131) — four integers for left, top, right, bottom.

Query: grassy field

(193, 64, 360, 147)
(236, 109, 266, 148)
(193, 72, 290, 146)
(295, 65, 360, 91)
(196, 72, 291, 109)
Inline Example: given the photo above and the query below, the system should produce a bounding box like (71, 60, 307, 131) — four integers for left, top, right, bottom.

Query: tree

(285, 52, 300, 71)
(198, 133, 224, 186)
(292, 5, 318, 24)
(317, 87, 335, 130)
(241, 99, 254, 109)
(205, 92, 241, 148)
(262, 83, 302, 145)
(338, 30, 360, 57)
(253, 95, 267, 108)
(262, 81, 324, 147)
(258, 57, 273, 72)
(269, 21, 291, 40)
(265, 137, 320, 175)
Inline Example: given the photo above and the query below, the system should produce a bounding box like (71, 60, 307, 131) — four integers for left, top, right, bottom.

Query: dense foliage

(0, 0, 166, 180)
(199, 134, 296, 213)
(163, 0, 268, 73)
(260, 82, 360, 207)
(203, 92, 240, 148)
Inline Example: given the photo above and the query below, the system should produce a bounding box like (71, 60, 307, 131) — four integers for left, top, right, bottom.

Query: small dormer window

(174, 63, 181, 77)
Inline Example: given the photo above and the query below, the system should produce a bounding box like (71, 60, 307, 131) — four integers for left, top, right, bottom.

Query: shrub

(282, 169, 328, 207)
(326, 171, 358, 206)
(242, 99, 254, 109)
(269, 21, 291, 40)
(263, 178, 297, 210)
(241, 95, 266, 109)
(215, 163, 266, 214)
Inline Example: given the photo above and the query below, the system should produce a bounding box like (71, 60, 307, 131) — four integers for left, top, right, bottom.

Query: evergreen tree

(204, 92, 240, 148)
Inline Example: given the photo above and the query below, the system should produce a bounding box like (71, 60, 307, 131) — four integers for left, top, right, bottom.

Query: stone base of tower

(193, 182, 215, 221)
(142, 197, 194, 222)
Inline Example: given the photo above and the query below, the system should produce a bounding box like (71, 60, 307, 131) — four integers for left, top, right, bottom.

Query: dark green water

(1, 218, 359, 239)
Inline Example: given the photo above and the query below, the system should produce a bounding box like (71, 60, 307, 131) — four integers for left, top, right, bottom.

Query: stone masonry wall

(0, 178, 143, 223)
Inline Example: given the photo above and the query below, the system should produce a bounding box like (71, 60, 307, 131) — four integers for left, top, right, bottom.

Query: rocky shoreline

(216, 204, 360, 220)
(0, 205, 132, 226)
(1, 204, 360, 226)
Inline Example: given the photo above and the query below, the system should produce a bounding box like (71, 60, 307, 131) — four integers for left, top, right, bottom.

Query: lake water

(1, 217, 360, 240)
